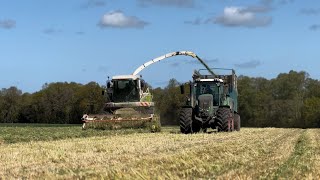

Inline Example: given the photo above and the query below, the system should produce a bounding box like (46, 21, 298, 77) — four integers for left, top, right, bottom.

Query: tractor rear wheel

(179, 108, 193, 134)
(215, 108, 233, 132)
(234, 113, 241, 131)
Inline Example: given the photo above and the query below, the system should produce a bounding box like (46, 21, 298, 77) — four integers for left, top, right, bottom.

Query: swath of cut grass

(0, 123, 153, 144)
(271, 129, 313, 179)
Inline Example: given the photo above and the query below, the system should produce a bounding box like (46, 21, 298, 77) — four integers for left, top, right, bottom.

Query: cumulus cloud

(300, 8, 320, 15)
(137, 0, 195, 8)
(0, 19, 16, 29)
(209, 6, 272, 28)
(241, 5, 272, 13)
(98, 11, 149, 29)
(309, 24, 320, 31)
(235, 60, 262, 69)
(82, 0, 106, 8)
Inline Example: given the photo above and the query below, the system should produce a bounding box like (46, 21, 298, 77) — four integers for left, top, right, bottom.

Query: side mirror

(180, 85, 185, 94)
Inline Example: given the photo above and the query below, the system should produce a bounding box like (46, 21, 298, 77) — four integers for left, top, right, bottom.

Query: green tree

(0, 87, 22, 123)
(270, 71, 308, 127)
(153, 79, 185, 125)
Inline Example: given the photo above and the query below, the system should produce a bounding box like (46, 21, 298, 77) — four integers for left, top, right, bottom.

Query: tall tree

(0, 87, 22, 123)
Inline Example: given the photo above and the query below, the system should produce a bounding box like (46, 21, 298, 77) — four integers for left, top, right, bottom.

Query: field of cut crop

(0, 124, 320, 179)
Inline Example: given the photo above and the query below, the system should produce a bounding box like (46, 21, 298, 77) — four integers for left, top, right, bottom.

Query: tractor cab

(193, 78, 224, 117)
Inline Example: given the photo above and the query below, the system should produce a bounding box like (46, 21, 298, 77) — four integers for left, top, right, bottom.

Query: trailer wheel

(179, 108, 193, 134)
(216, 108, 233, 132)
(234, 113, 241, 131)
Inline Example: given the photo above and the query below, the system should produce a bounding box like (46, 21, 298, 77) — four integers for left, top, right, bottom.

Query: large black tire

(180, 108, 193, 134)
(215, 108, 233, 132)
(234, 113, 241, 131)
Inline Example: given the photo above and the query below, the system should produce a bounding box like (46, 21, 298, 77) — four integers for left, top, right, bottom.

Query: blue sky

(0, 0, 319, 93)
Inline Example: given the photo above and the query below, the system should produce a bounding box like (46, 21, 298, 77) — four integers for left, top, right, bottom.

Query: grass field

(0, 124, 320, 179)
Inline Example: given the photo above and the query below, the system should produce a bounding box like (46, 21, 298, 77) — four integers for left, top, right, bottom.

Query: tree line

(0, 82, 104, 124)
(0, 70, 320, 128)
(238, 70, 320, 128)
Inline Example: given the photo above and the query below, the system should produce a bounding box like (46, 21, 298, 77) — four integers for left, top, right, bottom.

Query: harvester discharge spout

(132, 51, 216, 76)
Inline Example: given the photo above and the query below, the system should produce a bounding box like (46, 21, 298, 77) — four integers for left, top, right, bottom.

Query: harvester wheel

(234, 113, 241, 131)
(215, 108, 233, 132)
(179, 108, 193, 134)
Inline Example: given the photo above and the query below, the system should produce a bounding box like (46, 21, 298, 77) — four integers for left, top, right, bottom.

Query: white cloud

(98, 11, 149, 29)
(210, 6, 272, 28)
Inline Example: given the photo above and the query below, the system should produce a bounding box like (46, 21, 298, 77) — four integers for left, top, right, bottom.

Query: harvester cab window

(113, 79, 140, 102)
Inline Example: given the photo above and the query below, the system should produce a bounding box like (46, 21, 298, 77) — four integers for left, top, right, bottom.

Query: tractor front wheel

(215, 108, 234, 132)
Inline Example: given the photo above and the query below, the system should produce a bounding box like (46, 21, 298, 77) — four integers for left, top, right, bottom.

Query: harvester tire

(216, 108, 233, 132)
(180, 108, 193, 134)
(234, 113, 241, 131)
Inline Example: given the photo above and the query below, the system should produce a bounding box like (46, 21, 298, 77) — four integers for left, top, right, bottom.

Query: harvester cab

(106, 75, 149, 103)
(180, 68, 240, 134)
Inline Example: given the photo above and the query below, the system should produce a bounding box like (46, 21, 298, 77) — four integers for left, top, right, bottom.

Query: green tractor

(179, 68, 240, 134)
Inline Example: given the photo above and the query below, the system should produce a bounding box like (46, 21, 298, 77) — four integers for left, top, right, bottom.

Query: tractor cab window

(112, 79, 140, 102)
(195, 82, 220, 106)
